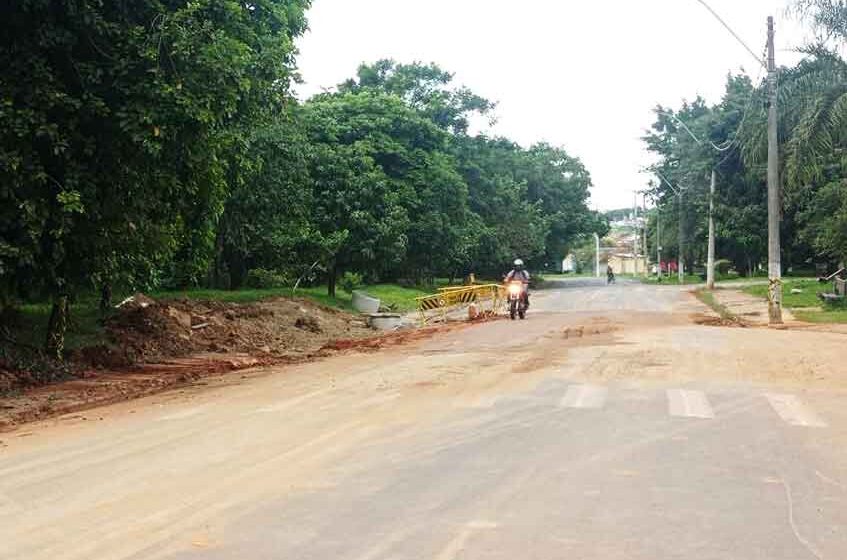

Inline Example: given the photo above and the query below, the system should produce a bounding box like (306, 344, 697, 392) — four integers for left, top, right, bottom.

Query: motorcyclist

(606, 264, 615, 284)
(505, 258, 531, 308)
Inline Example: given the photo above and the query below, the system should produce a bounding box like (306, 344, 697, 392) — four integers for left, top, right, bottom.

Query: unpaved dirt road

(3, 279, 847, 559)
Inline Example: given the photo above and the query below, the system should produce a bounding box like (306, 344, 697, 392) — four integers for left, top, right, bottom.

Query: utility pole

(642, 192, 648, 276)
(656, 205, 662, 279)
(594, 233, 600, 278)
(766, 15, 783, 324)
(633, 191, 639, 260)
(678, 189, 685, 284)
(653, 170, 684, 283)
(706, 169, 717, 289)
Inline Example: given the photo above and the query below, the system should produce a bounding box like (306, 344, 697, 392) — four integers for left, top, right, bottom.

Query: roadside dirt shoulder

(710, 288, 795, 325)
(0, 295, 486, 431)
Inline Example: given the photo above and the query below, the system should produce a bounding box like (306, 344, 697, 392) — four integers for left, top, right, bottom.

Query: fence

(415, 284, 504, 326)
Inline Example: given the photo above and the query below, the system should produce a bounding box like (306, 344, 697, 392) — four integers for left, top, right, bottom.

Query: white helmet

(514, 259, 524, 269)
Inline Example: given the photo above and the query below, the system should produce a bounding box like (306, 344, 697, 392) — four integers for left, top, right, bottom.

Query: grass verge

(793, 309, 847, 324)
(154, 283, 434, 312)
(8, 301, 105, 351)
(693, 289, 739, 322)
(741, 277, 847, 323)
(741, 278, 823, 308)
(640, 274, 704, 285)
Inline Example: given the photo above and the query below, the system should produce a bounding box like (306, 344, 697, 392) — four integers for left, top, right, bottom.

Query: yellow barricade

(415, 284, 504, 325)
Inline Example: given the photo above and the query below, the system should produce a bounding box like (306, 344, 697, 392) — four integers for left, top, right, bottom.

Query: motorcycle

(506, 281, 528, 320)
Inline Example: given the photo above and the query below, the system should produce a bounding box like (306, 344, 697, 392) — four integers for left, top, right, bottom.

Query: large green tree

(0, 0, 310, 356)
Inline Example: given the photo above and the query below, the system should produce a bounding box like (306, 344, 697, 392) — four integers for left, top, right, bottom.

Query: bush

(245, 268, 291, 289)
(339, 271, 363, 294)
(714, 259, 733, 275)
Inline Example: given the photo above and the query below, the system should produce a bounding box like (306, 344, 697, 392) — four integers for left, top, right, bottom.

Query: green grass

(793, 309, 847, 324)
(354, 284, 432, 311)
(741, 277, 847, 324)
(11, 301, 105, 350)
(155, 283, 436, 313)
(693, 290, 737, 322)
(640, 274, 705, 285)
(742, 279, 823, 308)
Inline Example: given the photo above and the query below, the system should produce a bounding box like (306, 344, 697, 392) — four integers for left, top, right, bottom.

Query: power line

(693, 0, 767, 69)
(715, 55, 769, 166)
(657, 43, 767, 162)
(651, 169, 684, 195)
(658, 110, 735, 152)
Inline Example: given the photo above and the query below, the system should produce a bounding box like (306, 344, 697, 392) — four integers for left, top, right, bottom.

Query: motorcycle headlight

(508, 284, 522, 295)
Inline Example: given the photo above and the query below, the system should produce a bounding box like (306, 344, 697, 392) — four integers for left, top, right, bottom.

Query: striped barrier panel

(416, 284, 504, 325)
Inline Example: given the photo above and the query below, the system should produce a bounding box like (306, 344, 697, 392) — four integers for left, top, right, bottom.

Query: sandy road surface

(3, 280, 847, 559)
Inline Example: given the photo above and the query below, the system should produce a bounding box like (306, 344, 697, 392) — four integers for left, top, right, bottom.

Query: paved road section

(2, 279, 847, 559)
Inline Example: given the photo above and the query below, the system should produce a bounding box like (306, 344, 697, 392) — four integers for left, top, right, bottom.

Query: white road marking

(765, 394, 828, 428)
(433, 521, 498, 560)
(667, 389, 715, 419)
(155, 406, 206, 422)
(559, 384, 608, 409)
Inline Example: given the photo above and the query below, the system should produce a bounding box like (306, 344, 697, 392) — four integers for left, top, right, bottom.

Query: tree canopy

(1, 17, 606, 356)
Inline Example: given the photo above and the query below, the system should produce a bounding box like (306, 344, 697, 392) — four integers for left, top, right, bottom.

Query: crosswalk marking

(559, 384, 608, 409)
(667, 389, 715, 419)
(458, 385, 829, 430)
(765, 393, 828, 428)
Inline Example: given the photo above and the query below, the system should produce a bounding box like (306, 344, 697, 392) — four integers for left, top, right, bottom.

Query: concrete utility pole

(642, 192, 648, 276)
(594, 233, 600, 278)
(633, 191, 639, 259)
(653, 170, 684, 282)
(766, 15, 783, 324)
(678, 189, 685, 284)
(656, 206, 662, 279)
(706, 169, 717, 290)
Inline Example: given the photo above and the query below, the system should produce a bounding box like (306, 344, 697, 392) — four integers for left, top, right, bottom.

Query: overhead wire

(659, 0, 771, 158)
(653, 2, 773, 186)
(714, 43, 769, 168)
(693, 0, 768, 70)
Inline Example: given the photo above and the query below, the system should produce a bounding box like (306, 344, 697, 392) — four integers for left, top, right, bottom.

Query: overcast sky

(296, 1, 810, 210)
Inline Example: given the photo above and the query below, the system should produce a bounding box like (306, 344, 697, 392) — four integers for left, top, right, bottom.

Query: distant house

(561, 254, 577, 273)
(608, 253, 647, 275)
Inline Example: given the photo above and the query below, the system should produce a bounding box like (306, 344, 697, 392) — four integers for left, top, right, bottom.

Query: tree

(739, 4, 847, 266)
(517, 143, 606, 264)
(301, 92, 452, 295)
(339, 60, 496, 134)
(215, 116, 314, 289)
(0, 0, 310, 357)
(793, 0, 847, 42)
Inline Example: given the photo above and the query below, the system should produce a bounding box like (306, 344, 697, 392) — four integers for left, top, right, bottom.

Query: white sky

(296, 0, 811, 210)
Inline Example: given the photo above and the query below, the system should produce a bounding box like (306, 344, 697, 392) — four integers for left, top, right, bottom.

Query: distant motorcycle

(506, 281, 528, 320)
(606, 270, 616, 285)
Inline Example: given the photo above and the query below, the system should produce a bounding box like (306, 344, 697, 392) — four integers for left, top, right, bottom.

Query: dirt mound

(79, 297, 373, 367)
(690, 313, 748, 328)
(1, 306, 492, 430)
